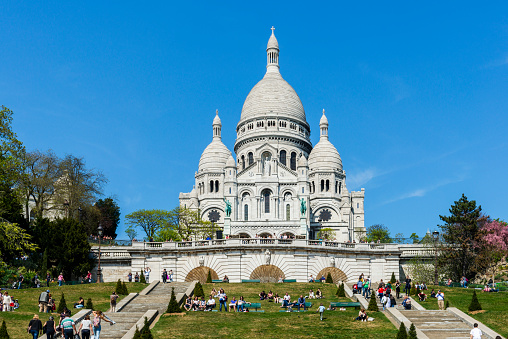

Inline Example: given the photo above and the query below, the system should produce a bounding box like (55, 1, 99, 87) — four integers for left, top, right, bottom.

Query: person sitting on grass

(223, 275, 229, 283)
(192, 297, 200, 311)
(228, 297, 237, 312)
(320, 275, 326, 283)
(297, 295, 306, 311)
(267, 291, 274, 301)
(259, 291, 267, 300)
(237, 296, 250, 312)
(206, 295, 216, 311)
(308, 289, 315, 299)
(184, 297, 192, 311)
(198, 297, 206, 311)
(355, 308, 368, 321)
(309, 275, 315, 282)
(418, 291, 427, 302)
(421, 282, 428, 290)
(316, 289, 323, 299)
(74, 297, 85, 308)
(446, 278, 452, 286)
(483, 285, 499, 292)
(430, 289, 436, 298)
(274, 293, 280, 304)
(278, 276, 284, 283)
(280, 293, 291, 307)
(210, 288, 217, 298)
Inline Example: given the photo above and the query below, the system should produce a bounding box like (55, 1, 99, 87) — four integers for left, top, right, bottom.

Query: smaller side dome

(198, 140, 232, 172)
(225, 154, 236, 168)
(308, 140, 342, 172)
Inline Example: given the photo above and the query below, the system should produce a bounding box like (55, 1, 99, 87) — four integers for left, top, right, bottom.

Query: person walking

(436, 290, 445, 310)
(470, 323, 483, 339)
(57, 273, 65, 287)
(92, 310, 114, 339)
(317, 303, 325, 321)
(169, 269, 173, 283)
(110, 292, 119, 312)
(60, 311, 77, 339)
(43, 316, 57, 339)
(78, 314, 93, 339)
(28, 314, 43, 339)
(38, 290, 50, 313)
(404, 276, 411, 295)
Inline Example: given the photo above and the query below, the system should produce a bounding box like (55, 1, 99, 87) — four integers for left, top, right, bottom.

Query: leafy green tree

(94, 197, 120, 238)
(317, 228, 334, 240)
(206, 270, 212, 283)
(166, 288, 182, 313)
(59, 218, 93, 278)
(468, 290, 482, 312)
(0, 320, 10, 339)
(439, 194, 483, 280)
(125, 225, 138, 242)
(396, 322, 407, 339)
(408, 323, 417, 339)
(0, 106, 25, 189)
(86, 298, 93, 310)
(367, 294, 378, 312)
(168, 206, 219, 241)
(325, 272, 333, 283)
(393, 233, 405, 244)
(365, 224, 391, 243)
(57, 293, 68, 313)
(0, 220, 37, 264)
(409, 233, 420, 244)
(126, 209, 172, 240)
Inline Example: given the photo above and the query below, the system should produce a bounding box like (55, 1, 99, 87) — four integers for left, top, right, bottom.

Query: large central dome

(239, 72, 307, 123)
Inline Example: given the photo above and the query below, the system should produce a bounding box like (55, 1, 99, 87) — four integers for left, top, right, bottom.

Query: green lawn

(419, 285, 508, 337)
(152, 282, 398, 339)
(0, 282, 146, 338)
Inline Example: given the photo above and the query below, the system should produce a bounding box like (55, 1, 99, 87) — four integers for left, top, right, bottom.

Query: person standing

(395, 280, 401, 299)
(127, 273, 132, 282)
(436, 290, 445, 310)
(218, 289, 227, 312)
(162, 269, 167, 284)
(28, 314, 43, 339)
(404, 276, 412, 295)
(169, 270, 173, 283)
(110, 292, 119, 312)
(470, 323, 482, 339)
(2, 292, 11, 311)
(134, 272, 139, 282)
(38, 290, 50, 313)
(57, 273, 65, 287)
(143, 267, 151, 283)
(78, 314, 93, 339)
(18, 274, 24, 289)
(317, 303, 325, 321)
(60, 311, 77, 339)
(46, 273, 51, 287)
(43, 316, 57, 339)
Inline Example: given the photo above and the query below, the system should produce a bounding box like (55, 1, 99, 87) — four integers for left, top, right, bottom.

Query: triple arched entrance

(185, 267, 219, 283)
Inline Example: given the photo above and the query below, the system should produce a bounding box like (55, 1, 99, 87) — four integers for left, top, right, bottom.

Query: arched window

(335, 181, 338, 193)
(262, 189, 271, 213)
(312, 182, 315, 193)
(326, 180, 330, 192)
(286, 204, 290, 221)
(241, 155, 245, 170)
(210, 180, 214, 193)
(215, 180, 219, 193)
(339, 182, 342, 194)
(321, 180, 324, 192)
(244, 204, 249, 221)
(248, 152, 254, 166)
(279, 150, 287, 166)
(229, 187, 231, 194)
(290, 152, 296, 170)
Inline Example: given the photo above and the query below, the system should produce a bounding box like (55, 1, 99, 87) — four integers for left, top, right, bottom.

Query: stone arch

(185, 266, 219, 284)
(316, 267, 348, 284)
(250, 265, 285, 283)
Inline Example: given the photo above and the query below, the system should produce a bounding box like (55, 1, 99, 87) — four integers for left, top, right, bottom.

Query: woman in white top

(78, 314, 93, 339)
(2, 292, 11, 312)
(308, 289, 315, 299)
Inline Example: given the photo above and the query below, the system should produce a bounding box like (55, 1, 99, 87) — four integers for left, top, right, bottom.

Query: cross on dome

(271, 26, 275, 34)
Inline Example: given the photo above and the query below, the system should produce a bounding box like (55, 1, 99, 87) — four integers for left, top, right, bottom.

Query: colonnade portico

(91, 239, 434, 284)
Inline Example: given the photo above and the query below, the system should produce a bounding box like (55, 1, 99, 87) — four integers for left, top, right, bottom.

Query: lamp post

(432, 231, 439, 286)
(97, 223, 103, 283)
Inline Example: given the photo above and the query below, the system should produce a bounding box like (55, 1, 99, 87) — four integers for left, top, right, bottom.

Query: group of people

(37, 290, 56, 313)
(184, 288, 253, 312)
(27, 309, 115, 339)
(1, 291, 19, 311)
(161, 269, 174, 283)
(308, 275, 329, 283)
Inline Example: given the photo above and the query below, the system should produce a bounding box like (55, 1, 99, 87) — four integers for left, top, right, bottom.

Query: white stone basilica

(180, 28, 365, 241)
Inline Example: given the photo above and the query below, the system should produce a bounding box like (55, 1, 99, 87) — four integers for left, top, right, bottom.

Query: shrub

(56, 293, 68, 314)
(140, 317, 153, 339)
(445, 300, 450, 309)
(390, 272, 396, 284)
(396, 322, 407, 339)
(193, 282, 205, 298)
(336, 283, 346, 297)
(166, 288, 182, 313)
(85, 298, 93, 310)
(140, 273, 146, 284)
(122, 281, 129, 295)
(410, 284, 416, 296)
(133, 326, 141, 339)
(0, 320, 10, 339)
(325, 272, 333, 284)
(408, 323, 417, 339)
(415, 286, 421, 295)
(367, 294, 378, 312)
(468, 290, 482, 312)
(115, 279, 123, 294)
(206, 270, 212, 283)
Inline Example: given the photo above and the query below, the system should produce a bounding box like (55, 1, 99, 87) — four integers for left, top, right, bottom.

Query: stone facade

(179, 28, 365, 242)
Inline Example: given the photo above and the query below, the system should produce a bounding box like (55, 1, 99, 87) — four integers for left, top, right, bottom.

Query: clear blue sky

(2, 1, 507, 239)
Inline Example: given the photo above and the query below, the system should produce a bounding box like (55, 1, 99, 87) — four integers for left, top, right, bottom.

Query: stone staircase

(97, 312, 146, 338)
(401, 310, 472, 339)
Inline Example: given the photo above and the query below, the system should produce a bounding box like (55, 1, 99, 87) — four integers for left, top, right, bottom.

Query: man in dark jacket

(39, 290, 50, 313)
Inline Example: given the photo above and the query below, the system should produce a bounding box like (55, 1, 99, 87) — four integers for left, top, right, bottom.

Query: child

(317, 303, 325, 321)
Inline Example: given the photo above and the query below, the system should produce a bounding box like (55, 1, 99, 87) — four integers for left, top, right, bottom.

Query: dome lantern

(319, 109, 329, 140)
(266, 26, 279, 74)
(213, 109, 222, 140)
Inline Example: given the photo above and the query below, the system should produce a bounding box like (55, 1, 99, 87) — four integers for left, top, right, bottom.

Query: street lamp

(432, 231, 439, 286)
(97, 223, 103, 283)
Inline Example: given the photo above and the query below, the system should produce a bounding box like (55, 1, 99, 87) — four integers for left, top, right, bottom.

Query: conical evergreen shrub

(367, 294, 378, 312)
(0, 320, 10, 339)
(410, 284, 416, 296)
(57, 293, 68, 314)
(390, 272, 396, 284)
(86, 298, 93, 310)
(325, 272, 333, 284)
(408, 323, 417, 339)
(133, 326, 141, 339)
(140, 317, 153, 339)
(122, 281, 129, 295)
(468, 290, 482, 312)
(140, 273, 146, 284)
(40, 249, 48, 279)
(193, 282, 205, 298)
(415, 286, 421, 295)
(336, 283, 346, 297)
(396, 322, 407, 339)
(115, 279, 123, 294)
(166, 288, 182, 313)
(206, 270, 212, 283)
(445, 300, 450, 309)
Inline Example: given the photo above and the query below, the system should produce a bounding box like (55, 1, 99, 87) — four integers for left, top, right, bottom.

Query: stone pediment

(277, 162, 297, 178)
(255, 142, 278, 155)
